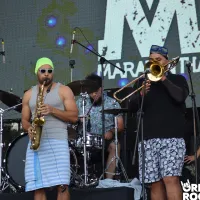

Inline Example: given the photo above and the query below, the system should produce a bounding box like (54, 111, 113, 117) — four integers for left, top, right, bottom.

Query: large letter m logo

(98, 0, 200, 60)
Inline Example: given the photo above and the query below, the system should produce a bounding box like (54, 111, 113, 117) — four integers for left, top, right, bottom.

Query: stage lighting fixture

(56, 36, 66, 47)
(46, 16, 57, 27)
(118, 78, 129, 87)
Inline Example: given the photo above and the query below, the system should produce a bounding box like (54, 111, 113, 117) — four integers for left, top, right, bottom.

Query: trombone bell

(145, 60, 165, 82)
(145, 56, 180, 82)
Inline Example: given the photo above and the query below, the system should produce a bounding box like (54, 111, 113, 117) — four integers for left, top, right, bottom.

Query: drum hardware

(67, 139, 101, 188)
(0, 90, 22, 113)
(77, 88, 103, 187)
(75, 133, 102, 149)
(69, 90, 100, 187)
(70, 149, 100, 188)
(0, 103, 22, 192)
(67, 78, 99, 186)
(0, 168, 17, 193)
(101, 108, 131, 174)
(100, 109, 129, 182)
(78, 92, 90, 186)
(0, 168, 10, 192)
(68, 80, 131, 185)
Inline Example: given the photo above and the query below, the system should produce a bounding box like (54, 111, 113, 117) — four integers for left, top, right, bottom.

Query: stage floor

(0, 187, 135, 200)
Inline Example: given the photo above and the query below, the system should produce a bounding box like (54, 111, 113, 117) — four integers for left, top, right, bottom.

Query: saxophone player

(22, 57, 78, 200)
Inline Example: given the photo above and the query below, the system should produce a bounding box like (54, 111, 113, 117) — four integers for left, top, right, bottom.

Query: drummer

(76, 73, 124, 179)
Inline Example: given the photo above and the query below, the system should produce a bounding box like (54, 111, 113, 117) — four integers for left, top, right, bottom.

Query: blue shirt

(76, 93, 121, 135)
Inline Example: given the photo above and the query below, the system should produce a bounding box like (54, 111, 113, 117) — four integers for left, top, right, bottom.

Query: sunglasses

(150, 45, 168, 56)
(39, 69, 53, 74)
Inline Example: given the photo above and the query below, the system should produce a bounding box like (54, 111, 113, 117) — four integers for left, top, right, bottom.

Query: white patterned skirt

(25, 137, 70, 192)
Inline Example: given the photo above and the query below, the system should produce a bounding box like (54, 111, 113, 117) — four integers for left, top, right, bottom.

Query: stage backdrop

(0, 0, 200, 119)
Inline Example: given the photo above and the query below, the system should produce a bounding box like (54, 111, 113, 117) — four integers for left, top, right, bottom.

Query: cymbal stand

(0, 108, 4, 191)
(0, 168, 17, 193)
(102, 115, 129, 182)
(79, 92, 88, 185)
(0, 103, 22, 192)
(72, 94, 99, 188)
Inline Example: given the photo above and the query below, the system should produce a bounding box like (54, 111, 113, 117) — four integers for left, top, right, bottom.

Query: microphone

(185, 60, 192, 68)
(185, 60, 192, 73)
(172, 56, 180, 64)
(1, 39, 5, 64)
(70, 30, 76, 54)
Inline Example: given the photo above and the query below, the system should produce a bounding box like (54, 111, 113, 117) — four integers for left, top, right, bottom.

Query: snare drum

(3, 132, 78, 191)
(76, 132, 102, 149)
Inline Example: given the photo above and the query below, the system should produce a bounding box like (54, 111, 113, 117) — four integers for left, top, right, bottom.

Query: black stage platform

(0, 187, 135, 200)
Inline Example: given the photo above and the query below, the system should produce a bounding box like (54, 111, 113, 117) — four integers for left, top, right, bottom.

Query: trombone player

(128, 45, 189, 200)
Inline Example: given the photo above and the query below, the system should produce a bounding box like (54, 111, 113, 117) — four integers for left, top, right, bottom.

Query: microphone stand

(186, 62, 200, 184)
(0, 38, 5, 60)
(69, 60, 75, 82)
(72, 40, 125, 178)
(131, 71, 148, 200)
(100, 57, 106, 179)
(0, 52, 4, 56)
(123, 108, 128, 173)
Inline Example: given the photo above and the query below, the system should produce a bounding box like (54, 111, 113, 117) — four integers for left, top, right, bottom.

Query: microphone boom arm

(72, 39, 125, 73)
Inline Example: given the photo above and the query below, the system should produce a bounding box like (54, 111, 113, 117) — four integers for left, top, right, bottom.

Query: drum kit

(67, 80, 130, 187)
(0, 80, 132, 193)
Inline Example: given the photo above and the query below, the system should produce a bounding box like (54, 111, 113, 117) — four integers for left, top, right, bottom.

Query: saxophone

(30, 79, 47, 151)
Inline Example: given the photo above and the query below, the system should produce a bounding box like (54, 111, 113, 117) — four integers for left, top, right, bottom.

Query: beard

(38, 77, 53, 86)
(90, 96, 102, 106)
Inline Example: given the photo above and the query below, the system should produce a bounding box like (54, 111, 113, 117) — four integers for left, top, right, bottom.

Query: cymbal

(67, 80, 98, 96)
(0, 90, 22, 112)
(103, 108, 129, 115)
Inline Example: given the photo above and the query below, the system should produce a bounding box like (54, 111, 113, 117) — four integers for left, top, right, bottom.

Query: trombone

(113, 56, 180, 103)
